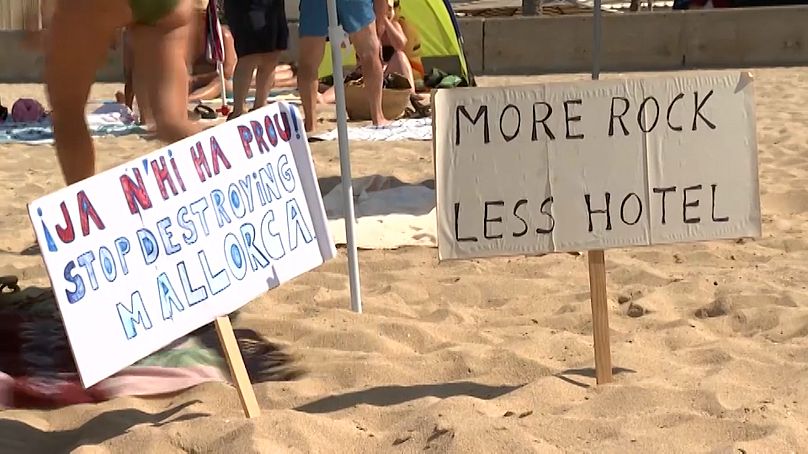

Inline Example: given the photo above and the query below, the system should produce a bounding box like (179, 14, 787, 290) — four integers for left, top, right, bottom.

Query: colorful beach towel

(0, 275, 302, 409)
(310, 118, 432, 142)
(0, 103, 145, 146)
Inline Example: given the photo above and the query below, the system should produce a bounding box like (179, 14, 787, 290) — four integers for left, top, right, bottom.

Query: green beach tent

(317, 0, 476, 87)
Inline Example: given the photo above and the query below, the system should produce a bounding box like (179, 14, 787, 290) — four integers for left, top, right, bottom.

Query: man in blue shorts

(297, 0, 391, 132)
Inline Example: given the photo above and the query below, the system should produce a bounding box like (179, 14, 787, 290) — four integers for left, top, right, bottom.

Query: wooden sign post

(587, 250, 612, 384)
(26, 102, 337, 414)
(215, 316, 260, 418)
(432, 71, 761, 386)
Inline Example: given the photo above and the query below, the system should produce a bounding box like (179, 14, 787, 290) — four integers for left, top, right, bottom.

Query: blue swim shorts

(299, 0, 375, 37)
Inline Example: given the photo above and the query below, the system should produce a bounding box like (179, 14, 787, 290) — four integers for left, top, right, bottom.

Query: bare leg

(131, 0, 203, 143)
(123, 29, 135, 108)
(231, 54, 258, 117)
(385, 50, 416, 94)
(253, 51, 282, 110)
(297, 36, 326, 132)
(350, 24, 389, 127)
(129, 30, 153, 126)
(44, 0, 128, 185)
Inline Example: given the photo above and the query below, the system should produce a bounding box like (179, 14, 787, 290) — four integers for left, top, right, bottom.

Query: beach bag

(11, 98, 45, 123)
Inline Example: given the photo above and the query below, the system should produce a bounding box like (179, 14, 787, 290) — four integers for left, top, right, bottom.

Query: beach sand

(1, 67, 807, 453)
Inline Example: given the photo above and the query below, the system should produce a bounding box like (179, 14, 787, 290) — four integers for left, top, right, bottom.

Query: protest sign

(433, 71, 761, 385)
(433, 71, 761, 260)
(27, 102, 336, 389)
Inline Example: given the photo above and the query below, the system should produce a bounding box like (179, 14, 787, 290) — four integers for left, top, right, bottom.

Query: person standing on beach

(296, 0, 391, 132)
(222, 0, 289, 120)
(42, 0, 202, 185)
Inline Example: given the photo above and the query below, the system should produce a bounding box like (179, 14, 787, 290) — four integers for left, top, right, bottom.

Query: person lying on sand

(118, 0, 235, 124)
(187, 0, 237, 102)
(42, 0, 204, 185)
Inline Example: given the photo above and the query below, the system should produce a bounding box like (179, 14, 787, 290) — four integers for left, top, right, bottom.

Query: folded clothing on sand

(0, 277, 302, 409)
(321, 175, 437, 249)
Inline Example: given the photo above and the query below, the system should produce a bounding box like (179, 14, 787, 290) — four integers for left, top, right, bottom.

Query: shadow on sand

(0, 400, 207, 453)
(294, 381, 524, 414)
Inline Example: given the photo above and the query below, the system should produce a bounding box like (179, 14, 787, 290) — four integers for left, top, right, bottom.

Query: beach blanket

(0, 276, 302, 409)
(0, 103, 145, 146)
(322, 175, 437, 249)
(310, 118, 432, 142)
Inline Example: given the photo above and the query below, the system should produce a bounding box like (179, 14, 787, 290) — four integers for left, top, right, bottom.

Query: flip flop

(194, 104, 218, 120)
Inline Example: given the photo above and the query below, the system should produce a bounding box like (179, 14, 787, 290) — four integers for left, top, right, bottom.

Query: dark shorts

(224, 0, 289, 57)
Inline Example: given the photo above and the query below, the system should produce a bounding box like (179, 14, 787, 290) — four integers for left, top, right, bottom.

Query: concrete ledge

(0, 31, 122, 83)
(458, 18, 484, 76)
(482, 12, 687, 74)
(475, 6, 808, 75)
(3, 7, 808, 83)
(682, 6, 808, 68)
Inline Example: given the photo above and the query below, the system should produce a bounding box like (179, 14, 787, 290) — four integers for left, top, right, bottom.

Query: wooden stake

(587, 250, 613, 385)
(214, 316, 261, 418)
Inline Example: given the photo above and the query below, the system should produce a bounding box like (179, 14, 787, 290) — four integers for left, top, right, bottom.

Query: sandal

(409, 94, 431, 118)
(194, 104, 218, 120)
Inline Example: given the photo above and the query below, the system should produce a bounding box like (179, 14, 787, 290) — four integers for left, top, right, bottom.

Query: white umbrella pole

(326, 0, 363, 313)
(592, 0, 602, 81)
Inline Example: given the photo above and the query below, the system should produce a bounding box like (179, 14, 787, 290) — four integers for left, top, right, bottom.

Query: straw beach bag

(344, 75, 411, 122)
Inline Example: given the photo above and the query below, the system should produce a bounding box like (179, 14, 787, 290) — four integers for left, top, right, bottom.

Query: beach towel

(321, 175, 437, 249)
(0, 276, 302, 409)
(0, 103, 145, 146)
(220, 87, 301, 105)
(310, 118, 432, 142)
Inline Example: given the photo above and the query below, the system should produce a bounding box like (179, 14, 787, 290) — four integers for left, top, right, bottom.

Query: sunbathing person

(377, 0, 416, 94)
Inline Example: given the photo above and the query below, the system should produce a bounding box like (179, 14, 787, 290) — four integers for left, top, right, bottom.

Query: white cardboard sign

(27, 103, 336, 387)
(434, 71, 761, 260)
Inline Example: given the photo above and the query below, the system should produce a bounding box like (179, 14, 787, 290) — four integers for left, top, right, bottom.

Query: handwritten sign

(434, 71, 761, 260)
(27, 103, 336, 387)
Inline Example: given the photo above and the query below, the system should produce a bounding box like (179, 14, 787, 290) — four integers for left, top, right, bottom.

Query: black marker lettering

(620, 193, 643, 225)
(454, 202, 478, 242)
(483, 201, 505, 239)
(710, 184, 729, 222)
(609, 96, 630, 136)
(564, 99, 584, 140)
(683, 185, 702, 224)
(585, 193, 612, 232)
(692, 90, 716, 131)
(532, 102, 555, 141)
(456, 105, 489, 145)
(653, 186, 676, 225)
(537, 196, 555, 234)
(666, 93, 684, 131)
(500, 104, 520, 142)
(638, 96, 660, 133)
(513, 199, 529, 237)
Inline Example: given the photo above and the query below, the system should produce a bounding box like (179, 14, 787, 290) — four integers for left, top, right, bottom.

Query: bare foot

(372, 118, 392, 128)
